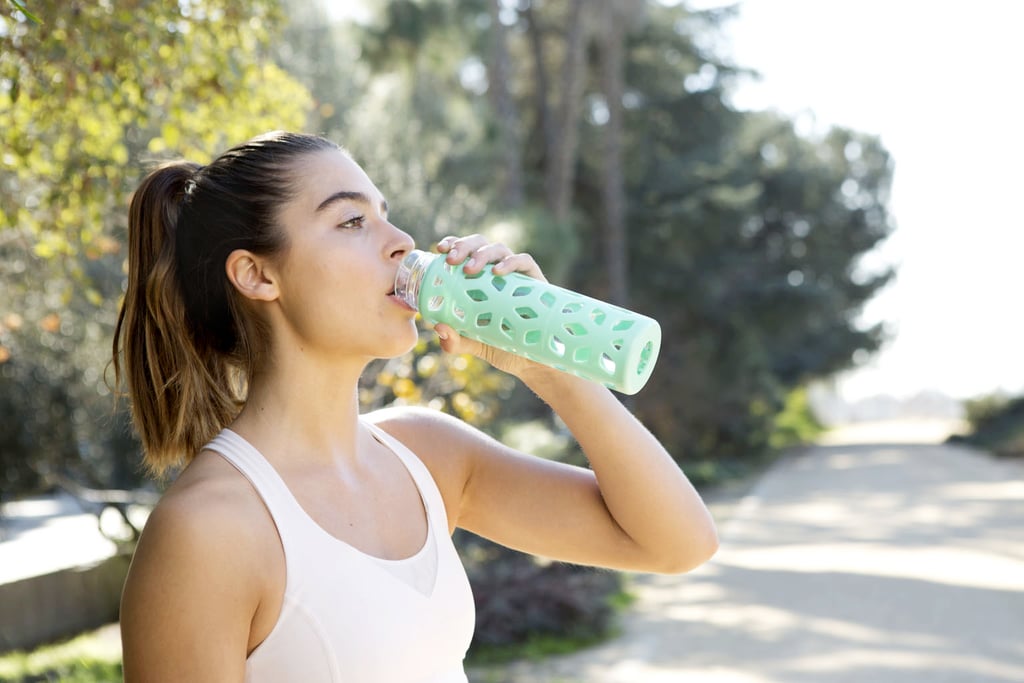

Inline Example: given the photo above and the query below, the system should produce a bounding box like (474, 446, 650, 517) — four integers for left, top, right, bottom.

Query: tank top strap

(362, 419, 451, 532)
(203, 429, 307, 539)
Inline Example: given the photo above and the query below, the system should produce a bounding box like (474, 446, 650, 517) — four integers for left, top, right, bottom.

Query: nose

(386, 222, 416, 261)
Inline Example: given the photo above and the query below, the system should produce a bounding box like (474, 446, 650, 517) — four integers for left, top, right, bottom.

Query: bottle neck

(393, 249, 437, 312)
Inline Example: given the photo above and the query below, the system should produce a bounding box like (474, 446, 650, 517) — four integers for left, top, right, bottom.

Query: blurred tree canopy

(0, 0, 311, 492)
(311, 0, 894, 468)
(0, 0, 895, 496)
(0, 0, 896, 655)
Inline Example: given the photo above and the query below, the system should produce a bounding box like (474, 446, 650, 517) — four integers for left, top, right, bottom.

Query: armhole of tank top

(361, 420, 453, 536)
(203, 434, 295, 662)
(210, 442, 288, 542)
(203, 435, 291, 586)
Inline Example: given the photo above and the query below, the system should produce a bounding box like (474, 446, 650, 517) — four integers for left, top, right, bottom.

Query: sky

(689, 0, 1024, 401)
(324, 0, 1023, 402)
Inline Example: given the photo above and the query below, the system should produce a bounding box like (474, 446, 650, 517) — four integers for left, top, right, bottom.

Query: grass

(0, 627, 122, 683)
(9, 621, 605, 682)
(468, 628, 617, 667)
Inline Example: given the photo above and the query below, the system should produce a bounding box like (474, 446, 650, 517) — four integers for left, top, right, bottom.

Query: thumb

(434, 323, 479, 356)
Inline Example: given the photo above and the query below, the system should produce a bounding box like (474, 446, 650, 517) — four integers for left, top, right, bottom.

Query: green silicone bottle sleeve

(395, 250, 660, 394)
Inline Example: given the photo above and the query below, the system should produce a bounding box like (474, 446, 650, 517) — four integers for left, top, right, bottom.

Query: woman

(113, 131, 717, 682)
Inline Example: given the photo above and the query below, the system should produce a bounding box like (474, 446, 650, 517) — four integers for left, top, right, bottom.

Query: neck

(230, 352, 370, 467)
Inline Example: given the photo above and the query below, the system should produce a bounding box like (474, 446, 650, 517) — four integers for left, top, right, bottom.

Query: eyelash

(338, 215, 366, 230)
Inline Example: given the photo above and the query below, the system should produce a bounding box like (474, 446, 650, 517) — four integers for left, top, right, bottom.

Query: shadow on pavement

(476, 439, 1024, 683)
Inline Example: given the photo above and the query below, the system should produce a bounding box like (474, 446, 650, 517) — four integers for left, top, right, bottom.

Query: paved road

(473, 421, 1024, 682)
(0, 492, 119, 585)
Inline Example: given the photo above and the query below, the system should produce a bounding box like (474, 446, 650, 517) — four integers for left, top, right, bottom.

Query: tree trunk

(598, 0, 629, 306)
(545, 0, 588, 224)
(524, 4, 555, 169)
(487, 0, 524, 208)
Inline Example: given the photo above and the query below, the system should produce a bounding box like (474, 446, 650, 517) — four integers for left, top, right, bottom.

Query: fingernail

(448, 248, 459, 259)
(437, 329, 448, 340)
(465, 258, 476, 269)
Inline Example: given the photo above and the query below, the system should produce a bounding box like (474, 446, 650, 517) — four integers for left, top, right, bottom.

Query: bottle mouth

(393, 249, 433, 312)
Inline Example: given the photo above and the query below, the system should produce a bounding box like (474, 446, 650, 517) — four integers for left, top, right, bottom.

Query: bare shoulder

(139, 451, 274, 559)
(365, 405, 479, 441)
(364, 406, 495, 529)
(120, 452, 278, 680)
(364, 405, 502, 463)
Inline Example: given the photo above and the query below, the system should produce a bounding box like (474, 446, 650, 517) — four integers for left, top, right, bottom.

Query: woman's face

(267, 148, 419, 363)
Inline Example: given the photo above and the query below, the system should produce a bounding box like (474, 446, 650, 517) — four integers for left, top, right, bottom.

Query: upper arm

(120, 481, 265, 682)
(368, 407, 646, 570)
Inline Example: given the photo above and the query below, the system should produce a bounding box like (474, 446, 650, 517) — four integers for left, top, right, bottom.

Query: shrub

(457, 533, 624, 663)
(957, 394, 1024, 458)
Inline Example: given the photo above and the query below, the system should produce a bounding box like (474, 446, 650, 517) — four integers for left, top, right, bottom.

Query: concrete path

(0, 493, 132, 652)
(0, 492, 119, 585)
(474, 421, 1024, 682)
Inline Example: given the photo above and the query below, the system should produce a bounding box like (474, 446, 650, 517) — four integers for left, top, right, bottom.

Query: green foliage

(7, 0, 40, 24)
(769, 387, 825, 450)
(360, 332, 516, 429)
(458, 531, 624, 662)
(964, 392, 1012, 428)
(1, 0, 310, 259)
(571, 5, 894, 464)
(468, 627, 613, 667)
(955, 394, 1024, 458)
(342, 0, 894, 470)
(0, 630, 121, 682)
(0, 0, 901, 669)
(0, 0, 313, 495)
(0, 0, 898, 491)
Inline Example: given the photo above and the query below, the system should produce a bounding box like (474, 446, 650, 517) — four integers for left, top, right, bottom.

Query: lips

(387, 287, 415, 312)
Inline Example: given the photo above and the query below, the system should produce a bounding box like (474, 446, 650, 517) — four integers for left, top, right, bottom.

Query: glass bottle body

(394, 250, 661, 395)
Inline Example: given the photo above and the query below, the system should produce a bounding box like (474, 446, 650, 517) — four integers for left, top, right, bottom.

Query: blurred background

(1, 0, 1021, 678)
(707, 0, 1024, 423)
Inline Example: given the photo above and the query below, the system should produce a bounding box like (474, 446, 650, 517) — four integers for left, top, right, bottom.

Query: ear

(225, 249, 279, 302)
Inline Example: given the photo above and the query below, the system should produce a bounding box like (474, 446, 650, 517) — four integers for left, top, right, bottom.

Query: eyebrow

(315, 190, 389, 215)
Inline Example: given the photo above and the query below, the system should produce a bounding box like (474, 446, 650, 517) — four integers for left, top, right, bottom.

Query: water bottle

(394, 250, 661, 395)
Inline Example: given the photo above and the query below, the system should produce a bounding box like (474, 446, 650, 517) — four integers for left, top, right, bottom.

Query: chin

(379, 326, 421, 359)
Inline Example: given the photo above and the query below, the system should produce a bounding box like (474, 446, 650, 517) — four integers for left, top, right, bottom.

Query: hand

(433, 235, 549, 378)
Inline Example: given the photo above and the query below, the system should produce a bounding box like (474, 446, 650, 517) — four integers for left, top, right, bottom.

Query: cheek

(277, 257, 352, 331)
(285, 247, 355, 303)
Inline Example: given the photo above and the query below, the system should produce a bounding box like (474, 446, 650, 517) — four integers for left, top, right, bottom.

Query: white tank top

(204, 420, 475, 682)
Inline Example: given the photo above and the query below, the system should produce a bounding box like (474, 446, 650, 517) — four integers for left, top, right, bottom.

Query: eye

(338, 214, 366, 230)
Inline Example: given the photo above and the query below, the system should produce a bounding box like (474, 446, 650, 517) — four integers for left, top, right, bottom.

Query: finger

(434, 323, 454, 346)
(492, 252, 547, 282)
(435, 323, 479, 356)
(435, 236, 458, 253)
(440, 235, 489, 265)
(462, 243, 515, 275)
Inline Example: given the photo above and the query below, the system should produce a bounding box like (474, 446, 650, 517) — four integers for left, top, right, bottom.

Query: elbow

(654, 522, 720, 575)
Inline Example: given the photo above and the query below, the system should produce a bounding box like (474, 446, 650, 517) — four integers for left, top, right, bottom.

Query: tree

(596, 0, 645, 306)
(541, 0, 588, 224)
(328, 0, 895, 469)
(231, 0, 897, 652)
(485, 0, 524, 208)
(1, 0, 309, 260)
(0, 0, 313, 493)
(567, 3, 892, 465)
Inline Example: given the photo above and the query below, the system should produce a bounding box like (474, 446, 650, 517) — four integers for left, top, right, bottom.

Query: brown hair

(112, 131, 339, 476)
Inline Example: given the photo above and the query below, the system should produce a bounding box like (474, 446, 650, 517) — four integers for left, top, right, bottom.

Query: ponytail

(112, 161, 243, 476)
(113, 132, 339, 476)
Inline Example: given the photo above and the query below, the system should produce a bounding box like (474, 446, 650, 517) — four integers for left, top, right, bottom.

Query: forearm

(519, 367, 719, 572)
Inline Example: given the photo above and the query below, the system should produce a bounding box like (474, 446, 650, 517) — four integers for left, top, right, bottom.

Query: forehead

(290, 149, 382, 211)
